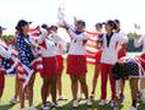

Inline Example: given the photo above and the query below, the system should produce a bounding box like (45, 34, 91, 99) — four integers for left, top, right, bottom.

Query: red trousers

(100, 63, 116, 100)
(0, 71, 5, 90)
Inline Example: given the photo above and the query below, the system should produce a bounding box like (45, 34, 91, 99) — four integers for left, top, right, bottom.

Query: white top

(100, 33, 128, 64)
(0, 40, 11, 59)
(37, 29, 57, 57)
(134, 35, 145, 54)
(51, 33, 65, 55)
(67, 28, 89, 55)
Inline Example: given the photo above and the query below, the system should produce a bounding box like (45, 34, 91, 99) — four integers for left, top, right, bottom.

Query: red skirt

(95, 50, 102, 64)
(41, 57, 58, 78)
(0, 70, 5, 90)
(56, 55, 64, 75)
(67, 55, 87, 76)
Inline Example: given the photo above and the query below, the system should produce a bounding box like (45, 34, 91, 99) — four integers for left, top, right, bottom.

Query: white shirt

(68, 28, 89, 55)
(100, 33, 128, 65)
(0, 40, 11, 59)
(41, 38, 57, 57)
(37, 29, 57, 57)
(51, 33, 65, 55)
(134, 35, 145, 54)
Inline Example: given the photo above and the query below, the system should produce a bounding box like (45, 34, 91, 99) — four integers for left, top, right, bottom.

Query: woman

(112, 56, 145, 110)
(134, 34, 145, 97)
(60, 19, 92, 107)
(99, 20, 128, 107)
(114, 19, 128, 103)
(49, 25, 65, 100)
(0, 26, 12, 102)
(15, 20, 36, 110)
(37, 27, 58, 110)
(90, 23, 103, 99)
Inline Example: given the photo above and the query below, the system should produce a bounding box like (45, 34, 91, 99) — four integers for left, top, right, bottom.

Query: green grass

(0, 53, 145, 110)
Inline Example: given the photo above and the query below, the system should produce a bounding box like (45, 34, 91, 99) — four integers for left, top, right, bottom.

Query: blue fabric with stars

(124, 58, 139, 76)
(16, 33, 35, 69)
(1, 58, 16, 74)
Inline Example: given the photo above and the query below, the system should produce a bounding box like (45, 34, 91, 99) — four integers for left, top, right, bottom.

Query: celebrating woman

(15, 20, 36, 110)
(98, 20, 128, 107)
(59, 18, 92, 107)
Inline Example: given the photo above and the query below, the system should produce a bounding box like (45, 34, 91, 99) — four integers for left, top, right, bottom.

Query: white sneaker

(72, 100, 79, 108)
(29, 105, 36, 110)
(98, 99, 107, 106)
(130, 106, 137, 110)
(41, 105, 49, 110)
(10, 97, 17, 104)
(52, 102, 60, 108)
(109, 100, 115, 107)
(86, 98, 93, 106)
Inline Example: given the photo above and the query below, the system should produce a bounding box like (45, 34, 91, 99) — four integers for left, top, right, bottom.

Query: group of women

(0, 17, 144, 110)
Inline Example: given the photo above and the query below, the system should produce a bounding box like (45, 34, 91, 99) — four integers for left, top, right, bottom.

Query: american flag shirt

(16, 33, 35, 69)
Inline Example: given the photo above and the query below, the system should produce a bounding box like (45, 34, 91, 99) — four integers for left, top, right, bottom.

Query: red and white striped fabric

(28, 27, 101, 65)
(28, 27, 44, 73)
(16, 59, 34, 88)
(85, 31, 100, 64)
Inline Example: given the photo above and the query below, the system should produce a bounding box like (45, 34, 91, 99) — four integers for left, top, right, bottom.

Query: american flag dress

(16, 33, 35, 86)
(16, 33, 35, 69)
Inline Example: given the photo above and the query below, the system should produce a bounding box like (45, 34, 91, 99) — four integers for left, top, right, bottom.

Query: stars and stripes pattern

(85, 31, 101, 64)
(29, 27, 100, 65)
(28, 27, 44, 73)
(121, 56, 145, 78)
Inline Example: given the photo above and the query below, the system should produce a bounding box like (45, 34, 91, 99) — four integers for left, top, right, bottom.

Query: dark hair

(106, 20, 117, 30)
(95, 23, 102, 29)
(16, 19, 31, 32)
(49, 25, 58, 30)
(114, 19, 120, 25)
(0, 26, 6, 33)
(41, 24, 48, 30)
(76, 20, 86, 27)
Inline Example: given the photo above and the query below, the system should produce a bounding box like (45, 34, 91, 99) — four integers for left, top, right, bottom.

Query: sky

(0, 0, 145, 34)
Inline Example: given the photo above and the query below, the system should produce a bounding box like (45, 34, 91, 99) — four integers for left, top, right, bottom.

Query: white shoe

(98, 99, 107, 106)
(72, 100, 79, 108)
(10, 97, 17, 104)
(130, 106, 137, 110)
(52, 102, 60, 108)
(86, 98, 93, 106)
(29, 105, 36, 110)
(109, 100, 115, 107)
(41, 105, 49, 110)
